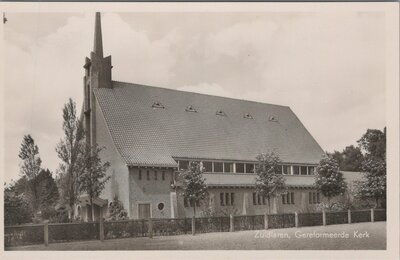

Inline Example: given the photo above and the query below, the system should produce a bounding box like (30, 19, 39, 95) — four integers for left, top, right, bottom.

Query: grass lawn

(6, 221, 386, 250)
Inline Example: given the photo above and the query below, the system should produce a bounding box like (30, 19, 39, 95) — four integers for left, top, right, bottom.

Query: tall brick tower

(83, 12, 112, 147)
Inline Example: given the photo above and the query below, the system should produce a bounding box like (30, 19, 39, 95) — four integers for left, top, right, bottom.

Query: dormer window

(216, 110, 226, 116)
(268, 115, 278, 122)
(244, 113, 253, 119)
(185, 105, 197, 113)
(152, 101, 165, 109)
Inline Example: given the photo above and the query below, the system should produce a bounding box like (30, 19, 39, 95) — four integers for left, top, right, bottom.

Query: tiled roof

(94, 81, 324, 167)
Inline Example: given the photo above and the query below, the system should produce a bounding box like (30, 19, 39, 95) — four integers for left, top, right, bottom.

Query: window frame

(224, 162, 234, 173)
(236, 163, 245, 173)
(214, 162, 223, 173)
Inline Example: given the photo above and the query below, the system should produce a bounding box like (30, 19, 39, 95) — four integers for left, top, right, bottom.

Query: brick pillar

(44, 222, 49, 246)
(99, 209, 104, 241)
(371, 208, 375, 222)
(148, 218, 153, 238)
(264, 213, 269, 229)
(192, 216, 195, 235)
(295, 212, 299, 228)
(322, 210, 326, 226)
(230, 214, 234, 232)
(348, 209, 352, 224)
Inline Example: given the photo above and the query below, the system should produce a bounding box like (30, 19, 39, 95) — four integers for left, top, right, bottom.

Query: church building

(79, 13, 349, 221)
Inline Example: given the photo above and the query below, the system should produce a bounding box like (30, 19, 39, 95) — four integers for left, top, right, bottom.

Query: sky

(3, 11, 386, 184)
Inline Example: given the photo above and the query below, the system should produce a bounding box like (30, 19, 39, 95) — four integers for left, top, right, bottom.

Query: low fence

(267, 213, 296, 229)
(48, 222, 99, 243)
(234, 215, 264, 231)
(298, 212, 323, 227)
(153, 218, 191, 236)
(4, 224, 44, 247)
(104, 219, 149, 239)
(4, 208, 386, 248)
(351, 210, 371, 223)
(195, 217, 230, 233)
(326, 211, 348, 225)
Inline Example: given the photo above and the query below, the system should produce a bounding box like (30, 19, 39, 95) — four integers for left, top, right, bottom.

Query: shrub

(107, 196, 128, 220)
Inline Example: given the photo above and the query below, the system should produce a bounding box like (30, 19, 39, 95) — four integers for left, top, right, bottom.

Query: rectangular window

(220, 193, 224, 206)
(236, 163, 245, 173)
(179, 160, 189, 171)
(154, 170, 158, 180)
(300, 166, 308, 175)
(214, 162, 223, 172)
(257, 194, 261, 205)
(291, 192, 295, 204)
(293, 166, 300, 175)
(276, 166, 282, 174)
(283, 165, 291, 175)
(224, 163, 234, 173)
(253, 193, 257, 205)
(308, 166, 315, 175)
(146, 170, 150, 180)
(309, 192, 312, 204)
(317, 192, 320, 203)
(262, 196, 266, 205)
(184, 198, 188, 207)
(225, 193, 230, 206)
(313, 192, 317, 204)
(231, 193, 235, 205)
(246, 164, 255, 173)
(286, 194, 290, 204)
(138, 170, 142, 180)
(203, 161, 212, 172)
(282, 195, 286, 204)
(162, 171, 165, 180)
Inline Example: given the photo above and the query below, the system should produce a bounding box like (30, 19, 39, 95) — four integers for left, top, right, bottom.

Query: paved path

(6, 221, 386, 250)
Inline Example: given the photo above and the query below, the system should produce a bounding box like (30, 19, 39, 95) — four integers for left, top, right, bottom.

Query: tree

(4, 183, 32, 225)
(18, 134, 43, 217)
(328, 145, 363, 171)
(179, 161, 208, 217)
(56, 98, 86, 219)
(355, 128, 386, 208)
(341, 145, 364, 171)
(357, 127, 386, 161)
(79, 145, 111, 221)
(13, 169, 59, 221)
(330, 151, 343, 169)
(36, 169, 60, 219)
(254, 152, 287, 214)
(107, 195, 128, 220)
(315, 154, 347, 207)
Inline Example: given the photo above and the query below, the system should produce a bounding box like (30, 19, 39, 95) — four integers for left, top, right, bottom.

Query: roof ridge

(111, 80, 291, 109)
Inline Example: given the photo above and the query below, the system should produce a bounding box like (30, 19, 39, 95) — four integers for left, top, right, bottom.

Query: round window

(158, 203, 165, 211)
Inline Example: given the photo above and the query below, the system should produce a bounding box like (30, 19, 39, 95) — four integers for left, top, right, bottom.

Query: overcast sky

(3, 12, 386, 183)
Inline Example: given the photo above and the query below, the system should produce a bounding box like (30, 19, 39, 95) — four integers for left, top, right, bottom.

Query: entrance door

(138, 203, 151, 219)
